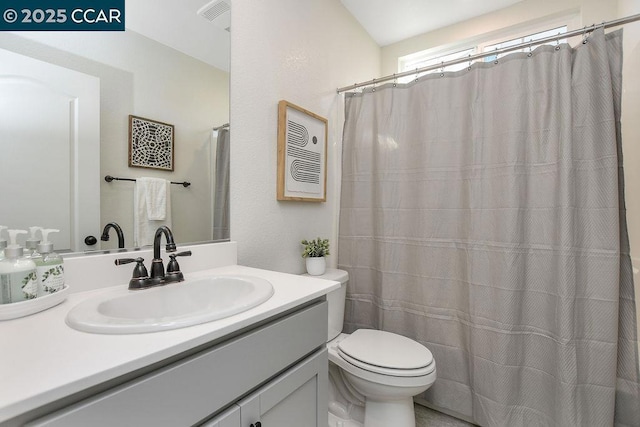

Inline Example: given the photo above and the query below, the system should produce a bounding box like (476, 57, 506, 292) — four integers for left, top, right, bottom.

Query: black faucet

(116, 226, 191, 290)
(101, 222, 125, 248)
(150, 226, 177, 284)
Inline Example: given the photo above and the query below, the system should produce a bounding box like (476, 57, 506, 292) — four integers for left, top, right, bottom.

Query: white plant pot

(305, 257, 326, 276)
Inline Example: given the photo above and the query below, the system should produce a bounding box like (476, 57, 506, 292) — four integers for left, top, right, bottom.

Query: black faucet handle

(165, 251, 192, 283)
(115, 257, 150, 289)
(167, 251, 192, 271)
(115, 257, 137, 265)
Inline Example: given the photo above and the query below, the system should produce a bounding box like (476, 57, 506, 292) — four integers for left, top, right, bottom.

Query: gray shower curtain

(213, 128, 230, 241)
(339, 29, 640, 426)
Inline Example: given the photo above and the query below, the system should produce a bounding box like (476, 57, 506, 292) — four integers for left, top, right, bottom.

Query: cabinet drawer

(29, 301, 328, 427)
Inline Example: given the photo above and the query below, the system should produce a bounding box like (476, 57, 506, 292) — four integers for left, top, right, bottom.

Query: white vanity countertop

(0, 264, 340, 424)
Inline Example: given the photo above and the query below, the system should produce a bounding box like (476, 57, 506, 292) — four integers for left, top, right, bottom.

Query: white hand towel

(134, 178, 172, 247)
(138, 177, 167, 220)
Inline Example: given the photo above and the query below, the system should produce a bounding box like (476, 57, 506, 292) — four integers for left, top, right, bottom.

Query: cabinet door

(199, 405, 240, 427)
(239, 348, 328, 427)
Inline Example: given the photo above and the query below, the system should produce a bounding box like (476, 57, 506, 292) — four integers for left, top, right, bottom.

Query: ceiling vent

(197, 0, 231, 32)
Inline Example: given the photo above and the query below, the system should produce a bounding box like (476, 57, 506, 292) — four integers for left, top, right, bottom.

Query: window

(482, 26, 567, 62)
(397, 24, 570, 82)
(399, 47, 476, 82)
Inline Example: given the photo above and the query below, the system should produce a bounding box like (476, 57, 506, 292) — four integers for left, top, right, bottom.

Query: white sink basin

(66, 275, 274, 334)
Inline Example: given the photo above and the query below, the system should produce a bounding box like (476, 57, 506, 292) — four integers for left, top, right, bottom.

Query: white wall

(0, 31, 229, 249)
(229, 0, 380, 273)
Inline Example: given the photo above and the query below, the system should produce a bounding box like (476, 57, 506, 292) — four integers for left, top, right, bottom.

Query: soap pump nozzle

(37, 229, 59, 254)
(25, 226, 42, 251)
(5, 229, 27, 258)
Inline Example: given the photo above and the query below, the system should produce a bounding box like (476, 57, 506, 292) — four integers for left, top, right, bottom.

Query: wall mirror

(0, 0, 230, 255)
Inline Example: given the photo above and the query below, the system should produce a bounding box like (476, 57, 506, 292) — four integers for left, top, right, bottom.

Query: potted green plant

(301, 237, 330, 276)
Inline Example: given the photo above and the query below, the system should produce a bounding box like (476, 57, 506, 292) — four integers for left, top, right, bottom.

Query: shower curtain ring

(582, 26, 589, 44)
(414, 68, 419, 82)
(527, 43, 533, 57)
(392, 73, 397, 88)
(372, 78, 376, 92)
(440, 61, 445, 77)
(468, 54, 472, 71)
(555, 34, 561, 51)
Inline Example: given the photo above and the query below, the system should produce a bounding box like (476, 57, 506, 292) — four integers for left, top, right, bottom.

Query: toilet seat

(337, 329, 434, 377)
(338, 348, 435, 377)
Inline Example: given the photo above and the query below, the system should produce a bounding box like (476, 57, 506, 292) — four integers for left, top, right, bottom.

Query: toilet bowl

(305, 269, 437, 427)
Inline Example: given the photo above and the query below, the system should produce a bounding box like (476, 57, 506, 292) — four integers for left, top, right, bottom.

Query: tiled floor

(328, 403, 476, 426)
(414, 404, 477, 427)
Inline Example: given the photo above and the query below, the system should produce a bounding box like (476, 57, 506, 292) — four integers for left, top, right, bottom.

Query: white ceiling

(340, 0, 523, 46)
(124, 0, 524, 72)
(125, 0, 230, 71)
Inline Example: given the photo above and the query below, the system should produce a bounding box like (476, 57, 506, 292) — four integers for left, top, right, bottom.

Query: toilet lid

(337, 329, 433, 371)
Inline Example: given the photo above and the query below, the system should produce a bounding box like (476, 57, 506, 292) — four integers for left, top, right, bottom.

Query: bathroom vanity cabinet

(25, 301, 328, 427)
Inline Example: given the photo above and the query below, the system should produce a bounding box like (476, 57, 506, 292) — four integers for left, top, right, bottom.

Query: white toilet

(309, 269, 436, 427)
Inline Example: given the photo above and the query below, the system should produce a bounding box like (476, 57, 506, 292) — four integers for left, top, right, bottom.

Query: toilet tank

(303, 268, 348, 342)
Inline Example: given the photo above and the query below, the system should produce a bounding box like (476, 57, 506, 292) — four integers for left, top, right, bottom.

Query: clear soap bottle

(34, 229, 65, 296)
(0, 229, 37, 304)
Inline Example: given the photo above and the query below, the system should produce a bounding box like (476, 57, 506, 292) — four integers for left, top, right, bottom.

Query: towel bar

(105, 175, 191, 187)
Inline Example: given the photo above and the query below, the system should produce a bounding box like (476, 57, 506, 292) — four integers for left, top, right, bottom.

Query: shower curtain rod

(337, 12, 640, 93)
(213, 123, 229, 131)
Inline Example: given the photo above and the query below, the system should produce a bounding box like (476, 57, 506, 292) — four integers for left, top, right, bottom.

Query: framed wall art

(128, 115, 175, 171)
(277, 100, 328, 202)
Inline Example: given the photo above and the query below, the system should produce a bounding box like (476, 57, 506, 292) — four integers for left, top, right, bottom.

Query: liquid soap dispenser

(24, 226, 42, 258)
(34, 229, 65, 295)
(0, 226, 7, 261)
(0, 229, 37, 304)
